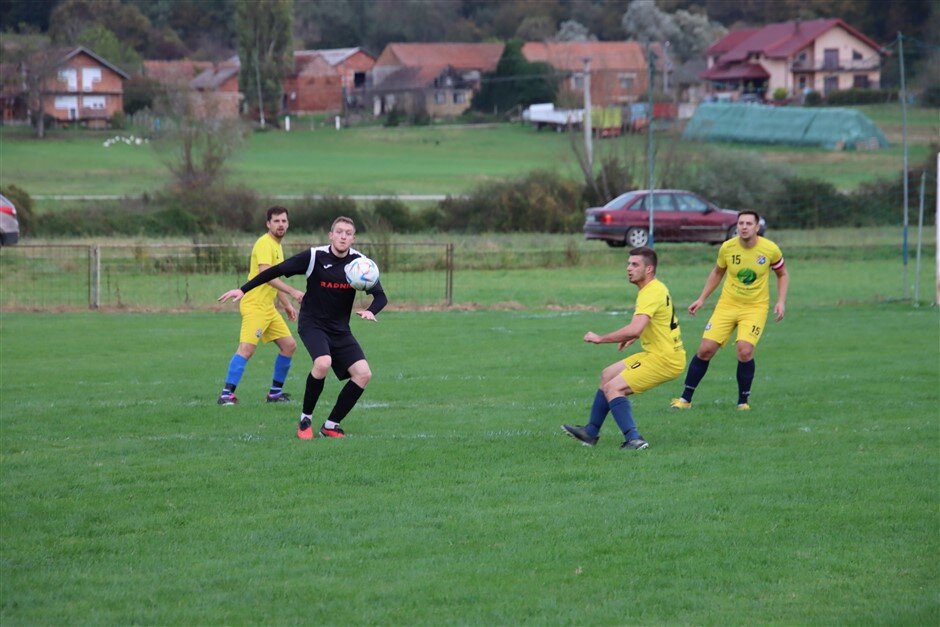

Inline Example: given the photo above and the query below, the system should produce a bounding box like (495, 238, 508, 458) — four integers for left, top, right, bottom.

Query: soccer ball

(344, 257, 379, 291)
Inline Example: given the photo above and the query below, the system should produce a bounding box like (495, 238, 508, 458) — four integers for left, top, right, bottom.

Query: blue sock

(585, 389, 609, 437)
(682, 355, 711, 402)
(270, 354, 293, 394)
(737, 359, 755, 405)
(609, 396, 640, 441)
(222, 354, 248, 395)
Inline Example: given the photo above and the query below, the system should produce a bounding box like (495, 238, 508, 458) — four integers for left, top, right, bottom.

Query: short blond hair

(331, 216, 355, 231)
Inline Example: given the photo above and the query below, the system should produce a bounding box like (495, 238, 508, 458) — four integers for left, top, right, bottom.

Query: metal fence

(0, 243, 454, 311)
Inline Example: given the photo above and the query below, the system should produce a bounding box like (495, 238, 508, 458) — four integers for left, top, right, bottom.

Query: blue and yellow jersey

(716, 236, 784, 306)
(635, 279, 685, 363)
(240, 234, 284, 311)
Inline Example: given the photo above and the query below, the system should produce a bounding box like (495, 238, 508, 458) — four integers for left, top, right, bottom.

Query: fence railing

(0, 243, 455, 311)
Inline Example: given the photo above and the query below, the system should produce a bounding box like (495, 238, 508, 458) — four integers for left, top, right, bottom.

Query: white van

(0, 194, 20, 245)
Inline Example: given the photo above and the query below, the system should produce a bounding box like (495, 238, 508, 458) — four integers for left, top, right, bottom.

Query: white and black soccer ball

(344, 257, 379, 291)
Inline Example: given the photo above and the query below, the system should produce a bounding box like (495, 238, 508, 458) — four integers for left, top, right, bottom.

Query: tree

(153, 87, 247, 192)
(236, 0, 293, 127)
(554, 19, 596, 42)
(74, 24, 142, 74)
(621, 0, 724, 63)
(472, 39, 558, 115)
(2, 33, 61, 139)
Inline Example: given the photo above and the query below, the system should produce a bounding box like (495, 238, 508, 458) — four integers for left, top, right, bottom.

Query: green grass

(2, 102, 936, 204)
(1, 258, 938, 624)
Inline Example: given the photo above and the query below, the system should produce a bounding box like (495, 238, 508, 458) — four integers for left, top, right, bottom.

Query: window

(639, 193, 676, 212)
(852, 50, 863, 61)
(618, 73, 635, 90)
(823, 48, 839, 69)
(798, 76, 807, 89)
(453, 91, 466, 104)
(82, 95, 106, 109)
(675, 194, 708, 212)
(571, 73, 584, 90)
(853, 75, 870, 89)
(435, 91, 446, 105)
(58, 68, 77, 91)
(81, 67, 101, 91)
(824, 75, 839, 95)
(353, 71, 365, 87)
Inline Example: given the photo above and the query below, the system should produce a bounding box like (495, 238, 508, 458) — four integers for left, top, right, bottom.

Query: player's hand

(584, 332, 601, 344)
(774, 301, 785, 322)
(617, 337, 636, 351)
(688, 299, 704, 316)
(292, 290, 305, 303)
(218, 289, 244, 303)
(284, 304, 297, 321)
(356, 310, 376, 322)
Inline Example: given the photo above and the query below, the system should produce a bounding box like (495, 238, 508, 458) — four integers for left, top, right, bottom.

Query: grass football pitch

(1, 257, 938, 624)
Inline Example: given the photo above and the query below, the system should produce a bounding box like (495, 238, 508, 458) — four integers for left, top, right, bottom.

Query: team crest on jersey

(255, 328, 263, 338)
(705, 322, 712, 330)
(757, 255, 767, 265)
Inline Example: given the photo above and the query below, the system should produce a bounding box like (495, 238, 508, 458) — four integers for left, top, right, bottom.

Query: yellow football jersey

(240, 234, 284, 310)
(716, 236, 784, 306)
(634, 278, 685, 363)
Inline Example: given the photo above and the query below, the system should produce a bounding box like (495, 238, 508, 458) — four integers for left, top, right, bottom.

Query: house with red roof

(702, 19, 882, 101)
(190, 56, 242, 118)
(368, 43, 504, 118)
(522, 41, 653, 107)
(283, 47, 374, 114)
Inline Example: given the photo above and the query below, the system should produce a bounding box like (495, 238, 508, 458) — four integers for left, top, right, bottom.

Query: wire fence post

(914, 172, 925, 304)
(88, 245, 100, 309)
(445, 242, 454, 306)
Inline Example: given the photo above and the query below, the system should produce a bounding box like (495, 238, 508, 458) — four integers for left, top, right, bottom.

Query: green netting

(682, 103, 889, 150)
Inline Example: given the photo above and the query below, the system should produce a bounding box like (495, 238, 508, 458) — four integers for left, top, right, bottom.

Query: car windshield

(603, 191, 643, 210)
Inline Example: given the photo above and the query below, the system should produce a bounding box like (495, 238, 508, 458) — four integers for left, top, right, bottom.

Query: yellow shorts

(620, 351, 686, 394)
(238, 304, 292, 346)
(702, 301, 769, 347)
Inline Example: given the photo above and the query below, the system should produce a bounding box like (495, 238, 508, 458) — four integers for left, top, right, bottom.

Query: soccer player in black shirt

(219, 217, 388, 439)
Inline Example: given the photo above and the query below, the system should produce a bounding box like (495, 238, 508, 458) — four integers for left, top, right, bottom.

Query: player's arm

(218, 251, 311, 303)
(688, 265, 726, 316)
(276, 291, 297, 321)
(584, 314, 650, 348)
(356, 280, 388, 322)
(772, 264, 788, 322)
(258, 263, 304, 303)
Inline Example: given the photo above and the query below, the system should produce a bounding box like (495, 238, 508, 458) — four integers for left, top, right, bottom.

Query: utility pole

(899, 32, 909, 299)
(646, 41, 656, 247)
(582, 57, 593, 171)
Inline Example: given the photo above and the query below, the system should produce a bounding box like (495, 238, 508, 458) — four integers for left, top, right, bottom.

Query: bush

(437, 170, 582, 233)
(772, 87, 789, 101)
(673, 148, 791, 213)
(825, 88, 897, 106)
(0, 184, 35, 235)
(289, 196, 363, 233)
(110, 111, 126, 130)
(123, 76, 162, 115)
(383, 108, 403, 128)
(921, 84, 940, 107)
(804, 91, 823, 107)
(372, 198, 417, 232)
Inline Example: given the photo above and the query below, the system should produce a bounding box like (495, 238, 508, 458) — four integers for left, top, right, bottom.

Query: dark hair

(737, 210, 760, 223)
(629, 246, 657, 270)
(266, 206, 288, 221)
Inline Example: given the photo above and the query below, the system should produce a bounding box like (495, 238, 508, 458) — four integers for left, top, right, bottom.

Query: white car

(0, 194, 20, 245)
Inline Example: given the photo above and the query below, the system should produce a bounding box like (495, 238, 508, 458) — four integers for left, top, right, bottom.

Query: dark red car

(583, 189, 765, 247)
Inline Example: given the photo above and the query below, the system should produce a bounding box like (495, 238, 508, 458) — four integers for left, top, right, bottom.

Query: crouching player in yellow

(563, 246, 685, 450)
(671, 211, 789, 410)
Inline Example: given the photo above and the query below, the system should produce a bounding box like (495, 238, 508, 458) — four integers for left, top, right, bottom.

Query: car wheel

(626, 227, 649, 247)
(605, 239, 627, 248)
(727, 225, 738, 240)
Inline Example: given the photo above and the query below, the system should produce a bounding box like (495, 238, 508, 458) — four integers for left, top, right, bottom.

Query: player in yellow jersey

(563, 247, 685, 450)
(670, 211, 789, 410)
(217, 207, 305, 405)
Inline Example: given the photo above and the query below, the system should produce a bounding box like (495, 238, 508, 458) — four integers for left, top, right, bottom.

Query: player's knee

(351, 364, 372, 387)
(282, 338, 297, 357)
(237, 343, 256, 359)
(736, 342, 754, 361)
(312, 356, 331, 377)
(696, 343, 717, 360)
